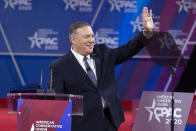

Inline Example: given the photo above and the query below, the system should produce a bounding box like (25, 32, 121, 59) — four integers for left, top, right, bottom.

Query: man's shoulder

(94, 43, 107, 49)
(50, 54, 69, 68)
(94, 44, 109, 54)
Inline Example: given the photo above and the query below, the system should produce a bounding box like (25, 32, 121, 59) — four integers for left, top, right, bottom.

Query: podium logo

(145, 99, 182, 123)
(63, 0, 93, 12)
(28, 29, 59, 50)
(3, 0, 32, 11)
(29, 120, 63, 130)
(108, 0, 137, 13)
(130, 14, 159, 32)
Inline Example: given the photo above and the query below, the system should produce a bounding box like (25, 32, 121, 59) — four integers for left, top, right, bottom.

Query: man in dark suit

(49, 7, 154, 131)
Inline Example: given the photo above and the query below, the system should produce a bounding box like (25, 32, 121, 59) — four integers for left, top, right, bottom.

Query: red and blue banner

(16, 99, 72, 131)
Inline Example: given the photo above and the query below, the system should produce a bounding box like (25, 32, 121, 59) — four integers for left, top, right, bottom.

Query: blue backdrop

(0, 0, 196, 99)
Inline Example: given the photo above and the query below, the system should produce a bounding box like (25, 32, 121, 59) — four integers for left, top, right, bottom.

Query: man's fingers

(143, 7, 148, 16)
(142, 8, 145, 19)
(143, 7, 153, 18)
(146, 7, 148, 16)
(142, 7, 154, 31)
(150, 9, 152, 17)
(143, 7, 147, 22)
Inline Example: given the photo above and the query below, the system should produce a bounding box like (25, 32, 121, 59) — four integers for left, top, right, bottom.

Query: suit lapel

(92, 47, 102, 86)
(94, 56, 101, 85)
(67, 51, 97, 89)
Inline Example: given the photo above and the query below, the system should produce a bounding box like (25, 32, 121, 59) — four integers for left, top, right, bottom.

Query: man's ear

(70, 36, 75, 45)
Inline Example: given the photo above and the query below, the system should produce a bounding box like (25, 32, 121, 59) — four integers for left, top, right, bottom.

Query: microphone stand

(47, 69, 55, 94)
(168, 65, 176, 131)
(37, 68, 45, 93)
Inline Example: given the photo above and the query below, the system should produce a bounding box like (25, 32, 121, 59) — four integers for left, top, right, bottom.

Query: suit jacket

(49, 32, 147, 131)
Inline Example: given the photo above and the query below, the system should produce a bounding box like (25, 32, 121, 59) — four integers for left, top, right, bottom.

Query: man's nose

(89, 37, 95, 43)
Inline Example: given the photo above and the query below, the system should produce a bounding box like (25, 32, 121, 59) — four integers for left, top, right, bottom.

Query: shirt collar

(71, 48, 91, 61)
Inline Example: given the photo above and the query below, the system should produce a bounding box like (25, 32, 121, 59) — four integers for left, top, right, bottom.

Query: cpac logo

(3, 0, 31, 9)
(108, 0, 137, 12)
(159, 34, 175, 50)
(145, 99, 182, 123)
(130, 16, 159, 32)
(63, 0, 92, 10)
(176, 0, 192, 13)
(95, 32, 119, 48)
(28, 32, 58, 50)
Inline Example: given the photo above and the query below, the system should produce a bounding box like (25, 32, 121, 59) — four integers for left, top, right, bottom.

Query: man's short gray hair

(69, 21, 90, 40)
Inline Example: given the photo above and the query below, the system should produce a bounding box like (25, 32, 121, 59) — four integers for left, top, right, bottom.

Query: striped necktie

(83, 56, 97, 86)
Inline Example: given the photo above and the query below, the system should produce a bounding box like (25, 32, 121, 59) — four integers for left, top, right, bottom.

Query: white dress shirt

(71, 48, 107, 108)
(71, 48, 97, 78)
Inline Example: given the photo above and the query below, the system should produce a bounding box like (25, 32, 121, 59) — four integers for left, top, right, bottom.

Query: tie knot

(83, 56, 97, 86)
(83, 56, 88, 61)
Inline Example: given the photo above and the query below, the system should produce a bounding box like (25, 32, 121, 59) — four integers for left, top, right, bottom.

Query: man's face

(71, 26, 95, 56)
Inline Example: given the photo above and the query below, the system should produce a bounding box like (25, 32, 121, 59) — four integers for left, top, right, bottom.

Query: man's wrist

(143, 30, 153, 39)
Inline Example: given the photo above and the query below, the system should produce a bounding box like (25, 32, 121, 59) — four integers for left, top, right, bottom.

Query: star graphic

(63, 0, 76, 10)
(176, 0, 192, 13)
(108, 0, 113, 11)
(4, 0, 16, 9)
(145, 99, 156, 122)
(176, 0, 184, 12)
(28, 32, 41, 49)
(130, 17, 143, 32)
(159, 34, 174, 50)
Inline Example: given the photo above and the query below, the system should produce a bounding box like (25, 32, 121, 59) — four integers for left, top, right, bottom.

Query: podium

(133, 91, 194, 131)
(7, 93, 83, 131)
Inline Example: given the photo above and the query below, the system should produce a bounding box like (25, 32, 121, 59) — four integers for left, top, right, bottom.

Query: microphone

(47, 68, 55, 93)
(37, 68, 44, 93)
(167, 64, 177, 69)
(167, 64, 177, 75)
(40, 68, 43, 89)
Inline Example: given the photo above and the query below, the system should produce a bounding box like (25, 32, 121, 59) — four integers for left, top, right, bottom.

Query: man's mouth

(86, 44, 94, 48)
